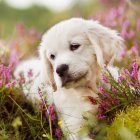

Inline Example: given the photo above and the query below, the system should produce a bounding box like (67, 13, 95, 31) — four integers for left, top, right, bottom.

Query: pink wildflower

(38, 87, 46, 106)
(0, 80, 3, 88)
(130, 42, 139, 56)
(11, 80, 17, 86)
(55, 128, 62, 139)
(112, 87, 118, 93)
(99, 87, 106, 94)
(136, 19, 140, 31)
(120, 47, 126, 59)
(98, 114, 106, 120)
(48, 104, 56, 121)
(127, 30, 135, 39)
(16, 23, 25, 36)
(101, 74, 108, 83)
(138, 69, 140, 81)
(118, 75, 125, 83)
(131, 61, 138, 79)
(123, 69, 130, 76)
(6, 82, 13, 88)
(9, 49, 19, 66)
(27, 69, 33, 78)
(123, 20, 129, 29)
(0, 64, 12, 83)
(120, 20, 132, 39)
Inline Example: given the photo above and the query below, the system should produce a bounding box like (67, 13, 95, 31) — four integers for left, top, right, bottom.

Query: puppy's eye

(70, 43, 80, 51)
(50, 54, 55, 60)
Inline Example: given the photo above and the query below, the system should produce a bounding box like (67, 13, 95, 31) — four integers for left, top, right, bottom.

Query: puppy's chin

(62, 72, 88, 89)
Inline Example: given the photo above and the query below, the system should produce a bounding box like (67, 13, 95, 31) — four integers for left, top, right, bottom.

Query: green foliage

(98, 61, 140, 121)
(0, 0, 99, 38)
(0, 1, 53, 37)
(0, 92, 51, 140)
(107, 105, 140, 140)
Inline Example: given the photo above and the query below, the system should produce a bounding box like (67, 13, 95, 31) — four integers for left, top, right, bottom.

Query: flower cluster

(92, 0, 140, 122)
(38, 87, 63, 139)
(93, 0, 140, 67)
(98, 61, 140, 121)
(0, 64, 17, 92)
(0, 23, 41, 66)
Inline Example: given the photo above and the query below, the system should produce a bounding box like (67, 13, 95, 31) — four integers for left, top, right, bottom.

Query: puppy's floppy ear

(86, 20, 124, 67)
(39, 44, 57, 92)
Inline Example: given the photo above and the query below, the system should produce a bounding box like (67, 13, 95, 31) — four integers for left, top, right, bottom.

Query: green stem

(40, 112, 48, 139)
(8, 95, 39, 122)
(43, 103, 53, 140)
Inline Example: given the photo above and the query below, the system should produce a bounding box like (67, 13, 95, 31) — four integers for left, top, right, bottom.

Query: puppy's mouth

(61, 72, 87, 87)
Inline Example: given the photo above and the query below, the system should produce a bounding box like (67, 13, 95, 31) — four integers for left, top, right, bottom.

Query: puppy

(14, 18, 123, 140)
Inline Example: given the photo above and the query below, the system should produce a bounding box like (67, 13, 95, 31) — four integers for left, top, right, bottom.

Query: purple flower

(118, 75, 125, 83)
(98, 114, 106, 120)
(11, 80, 17, 86)
(127, 30, 135, 39)
(137, 18, 140, 31)
(0, 64, 13, 85)
(6, 82, 13, 88)
(138, 69, 140, 81)
(51, 114, 56, 121)
(9, 49, 19, 66)
(28, 28, 39, 38)
(130, 42, 139, 56)
(120, 20, 129, 39)
(55, 128, 62, 138)
(48, 104, 55, 114)
(101, 74, 108, 83)
(0, 80, 3, 88)
(123, 69, 130, 76)
(131, 61, 138, 79)
(112, 87, 118, 93)
(27, 69, 33, 78)
(99, 87, 106, 94)
(120, 47, 126, 59)
(120, 20, 135, 39)
(132, 61, 138, 70)
(38, 87, 46, 109)
(48, 104, 56, 121)
(122, 20, 130, 30)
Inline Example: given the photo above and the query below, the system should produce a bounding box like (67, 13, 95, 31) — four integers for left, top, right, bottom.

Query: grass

(0, 90, 53, 140)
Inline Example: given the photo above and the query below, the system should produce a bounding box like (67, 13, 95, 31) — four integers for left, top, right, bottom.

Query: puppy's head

(39, 18, 123, 91)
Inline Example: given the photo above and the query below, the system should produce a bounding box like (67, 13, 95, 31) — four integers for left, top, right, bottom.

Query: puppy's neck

(63, 77, 99, 92)
(58, 82, 97, 98)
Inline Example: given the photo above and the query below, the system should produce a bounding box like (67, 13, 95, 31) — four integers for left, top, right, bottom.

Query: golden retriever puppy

(15, 18, 123, 140)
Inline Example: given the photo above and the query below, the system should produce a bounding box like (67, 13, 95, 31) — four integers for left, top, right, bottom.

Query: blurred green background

(0, 0, 139, 62)
(0, 0, 102, 37)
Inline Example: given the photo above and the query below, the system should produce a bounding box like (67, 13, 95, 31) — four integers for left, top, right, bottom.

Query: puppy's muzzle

(56, 64, 72, 86)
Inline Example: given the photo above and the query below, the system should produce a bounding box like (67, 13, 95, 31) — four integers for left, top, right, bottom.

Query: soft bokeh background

(0, 0, 140, 65)
(0, 1, 140, 139)
(0, 0, 101, 37)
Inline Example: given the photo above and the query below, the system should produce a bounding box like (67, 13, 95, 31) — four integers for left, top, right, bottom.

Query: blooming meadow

(0, 0, 140, 139)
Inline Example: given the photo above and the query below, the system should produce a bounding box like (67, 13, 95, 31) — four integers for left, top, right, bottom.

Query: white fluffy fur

(14, 18, 123, 140)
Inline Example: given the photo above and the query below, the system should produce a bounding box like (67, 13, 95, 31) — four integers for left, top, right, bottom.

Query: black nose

(56, 64, 69, 77)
